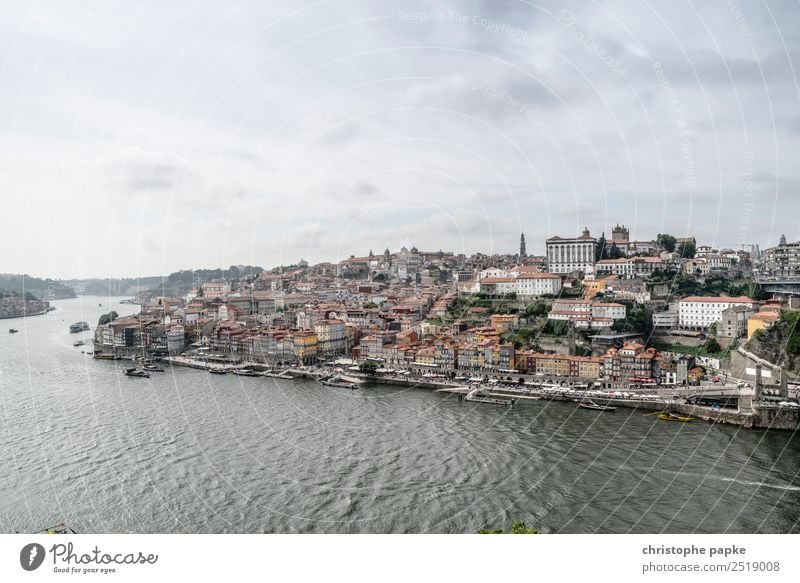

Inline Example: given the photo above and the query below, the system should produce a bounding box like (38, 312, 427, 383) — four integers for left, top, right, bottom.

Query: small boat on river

(124, 367, 150, 378)
(320, 376, 359, 389)
(658, 411, 693, 422)
(578, 400, 617, 412)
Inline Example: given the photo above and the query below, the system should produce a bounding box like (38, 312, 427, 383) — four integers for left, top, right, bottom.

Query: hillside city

(85, 225, 800, 390)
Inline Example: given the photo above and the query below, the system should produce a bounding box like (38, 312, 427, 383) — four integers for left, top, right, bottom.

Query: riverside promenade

(134, 356, 800, 431)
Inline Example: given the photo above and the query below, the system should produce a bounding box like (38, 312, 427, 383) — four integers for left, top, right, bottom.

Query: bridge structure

(756, 279, 800, 295)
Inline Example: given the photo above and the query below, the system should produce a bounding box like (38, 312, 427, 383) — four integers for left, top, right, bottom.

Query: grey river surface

(2, 297, 799, 533)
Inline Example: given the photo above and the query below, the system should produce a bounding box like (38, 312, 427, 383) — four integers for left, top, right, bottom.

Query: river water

(1, 297, 799, 533)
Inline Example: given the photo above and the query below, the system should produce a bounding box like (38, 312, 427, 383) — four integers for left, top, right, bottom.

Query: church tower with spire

(519, 233, 526, 258)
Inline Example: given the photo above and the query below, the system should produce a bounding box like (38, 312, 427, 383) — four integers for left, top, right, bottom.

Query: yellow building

(747, 311, 779, 339)
(576, 357, 602, 379)
(534, 354, 571, 376)
(292, 329, 318, 361)
(414, 346, 436, 367)
(489, 314, 519, 334)
(583, 278, 608, 299)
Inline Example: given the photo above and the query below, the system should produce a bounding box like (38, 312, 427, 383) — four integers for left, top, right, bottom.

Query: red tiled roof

(680, 295, 754, 304)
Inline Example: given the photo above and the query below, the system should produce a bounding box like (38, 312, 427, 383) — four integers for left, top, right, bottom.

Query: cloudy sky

(1, 0, 798, 278)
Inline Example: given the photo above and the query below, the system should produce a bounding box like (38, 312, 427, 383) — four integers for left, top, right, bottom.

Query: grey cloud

(121, 162, 183, 193)
(2, 0, 799, 276)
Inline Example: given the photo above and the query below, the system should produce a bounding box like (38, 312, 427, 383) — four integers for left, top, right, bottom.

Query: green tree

(703, 338, 722, 354)
(678, 241, 697, 258)
(542, 319, 570, 336)
(596, 232, 607, 261)
(656, 233, 677, 253)
(359, 360, 379, 375)
(608, 242, 623, 259)
(611, 304, 650, 334)
(98, 311, 119, 325)
(525, 302, 549, 317)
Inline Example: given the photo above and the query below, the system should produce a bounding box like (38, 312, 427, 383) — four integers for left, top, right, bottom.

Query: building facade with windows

(678, 296, 756, 330)
(762, 240, 800, 278)
(546, 228, 598, 275)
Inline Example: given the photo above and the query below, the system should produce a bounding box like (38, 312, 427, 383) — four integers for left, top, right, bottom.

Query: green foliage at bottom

(478, 520, 540, 534)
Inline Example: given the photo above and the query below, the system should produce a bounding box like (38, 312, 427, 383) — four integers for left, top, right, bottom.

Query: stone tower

(612, 223, 629, 243)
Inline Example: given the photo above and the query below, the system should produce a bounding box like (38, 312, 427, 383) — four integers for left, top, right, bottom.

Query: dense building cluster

(92, 228, 798, 386)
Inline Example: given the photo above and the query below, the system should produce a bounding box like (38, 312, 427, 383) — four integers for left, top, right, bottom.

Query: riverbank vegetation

(0, 274, 76, 300)
(650, 339, 730, 359)
(478, 520, 540, 534)
(646, 273, 768, 301)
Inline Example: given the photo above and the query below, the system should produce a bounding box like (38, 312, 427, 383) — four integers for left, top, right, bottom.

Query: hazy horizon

(2, 0, 798, 278)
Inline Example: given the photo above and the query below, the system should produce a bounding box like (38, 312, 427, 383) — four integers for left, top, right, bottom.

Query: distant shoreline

(0, 308, 51, 320)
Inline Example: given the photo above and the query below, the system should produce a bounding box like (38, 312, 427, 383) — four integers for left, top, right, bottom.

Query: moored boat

(261, 370, 292, 378)
(73, 340, 85, 347)
(320, 376, 358, 389)
(142, 364, 164, 372)
(232, 368, 259, 377)
(208, 368, 228, 375)
(658, 411, 693, 422)
(578, 400, 617, 412)
(124, 367, 150, 378)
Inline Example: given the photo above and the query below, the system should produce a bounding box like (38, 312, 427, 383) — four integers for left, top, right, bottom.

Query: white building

(595, 256, 664, 279)
(548, 299, 592, 328)
(515, 273, 562, 297)
(591, 302, 627, 320)
(477, 277, 517, 296)
(678, 296, 756, 330)
(548, 299, 626, 329)
(479, 268, 511, 280)
(478, 273, 561, 297)
(546, 228, 598, 275)
(706, 254, 733, 271)
(652, 307, 679, 329)
(202, 280, 230, 297)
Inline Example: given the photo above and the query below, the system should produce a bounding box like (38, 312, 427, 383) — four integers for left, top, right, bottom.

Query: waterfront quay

(108, 349, 800, 431)
(322, 373, 800, 431)
(431, 380, 800, 430)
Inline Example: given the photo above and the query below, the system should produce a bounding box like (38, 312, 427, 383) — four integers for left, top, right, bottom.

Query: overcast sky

(1, 0, 799, 279)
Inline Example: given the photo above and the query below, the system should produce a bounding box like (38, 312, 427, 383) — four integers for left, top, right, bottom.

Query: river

(1, 297, 799, 533)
